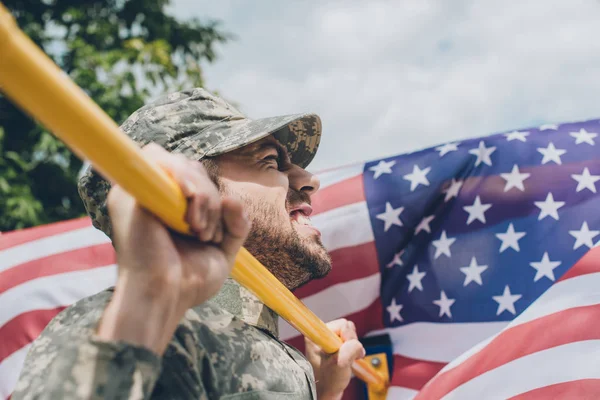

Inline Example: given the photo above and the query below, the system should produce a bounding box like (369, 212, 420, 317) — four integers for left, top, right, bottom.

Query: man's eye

(263, 155, 279, 166)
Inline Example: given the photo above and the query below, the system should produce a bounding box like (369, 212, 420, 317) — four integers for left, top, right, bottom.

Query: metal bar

(0, 3, 388, 392)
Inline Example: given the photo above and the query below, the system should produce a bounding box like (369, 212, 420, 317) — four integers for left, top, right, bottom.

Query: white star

(369, 160, 396, 179)
(505, 130, 529, 142)
(570, 128, 597, 145)
(569, 222, 600, 250)
(530, 252, 561, 282)
(406, 265, 426, 293)
(376, 202, 404, 232)
(443, 179, 463, 202)
(539, 123, 558, 131)
(493, 286, 522, 316)
(403, 165, 431, 191)
(463, 196, 492, 225)
(432, 230, 456, 259)
(415, 215, 435, 235)
(572, 168, 600, 193)
(537, 142, 566, 165)
(387, 298, 403, 322)
(468, 141, 496, 167)
(534, 193, 565, 221)
(460, 257, 488, 286)
(495, 223, 526, 253)
(500, 164, 530, 192)
(386, 250, 404, 268)
(433, 291, 456, 318)
(436, 143, 459, 157)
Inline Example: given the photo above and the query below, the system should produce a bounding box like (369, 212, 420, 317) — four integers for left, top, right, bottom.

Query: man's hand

(96, 144, 251, 355)
(304, 318, 366, 400)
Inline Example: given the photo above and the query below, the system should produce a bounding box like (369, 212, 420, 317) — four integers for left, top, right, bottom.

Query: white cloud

(169, 0, 600, 171)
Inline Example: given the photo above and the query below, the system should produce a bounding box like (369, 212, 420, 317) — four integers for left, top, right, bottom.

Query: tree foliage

(0, 0, 229, 231)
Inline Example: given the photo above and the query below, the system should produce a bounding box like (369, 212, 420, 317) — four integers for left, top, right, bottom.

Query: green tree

(0, 0, 230, 232)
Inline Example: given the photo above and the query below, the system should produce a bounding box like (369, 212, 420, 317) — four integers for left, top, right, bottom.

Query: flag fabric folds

(2, 119, 600, 399)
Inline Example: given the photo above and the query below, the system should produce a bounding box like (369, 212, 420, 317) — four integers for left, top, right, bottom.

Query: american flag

(2, 119, 600, 399)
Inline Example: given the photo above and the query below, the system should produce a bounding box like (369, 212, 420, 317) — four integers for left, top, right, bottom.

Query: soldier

(12, 88, 366, 399)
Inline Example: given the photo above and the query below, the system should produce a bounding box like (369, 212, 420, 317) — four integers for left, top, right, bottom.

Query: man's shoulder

(41, 288, 114, 336)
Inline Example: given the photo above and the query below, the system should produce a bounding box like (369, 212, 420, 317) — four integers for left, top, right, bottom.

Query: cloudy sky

(168, 0, 600, 172)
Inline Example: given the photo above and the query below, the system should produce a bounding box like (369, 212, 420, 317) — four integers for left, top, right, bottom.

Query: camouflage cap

(77, 87, 322, 238)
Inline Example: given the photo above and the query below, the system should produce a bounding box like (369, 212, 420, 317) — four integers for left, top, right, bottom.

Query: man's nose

(288, 164, 320, 197)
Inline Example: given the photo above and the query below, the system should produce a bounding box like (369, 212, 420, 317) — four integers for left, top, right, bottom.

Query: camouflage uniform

(12, 88, 323, 399)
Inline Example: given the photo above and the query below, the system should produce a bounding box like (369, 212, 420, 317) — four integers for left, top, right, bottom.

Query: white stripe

(279, 273, 381, 340)
(0, 344, 30, 399)
(315, 163, 363, 190)
(386, 386, 418, 400)
(508, 272, 600, 329)
(438, 335, 496, 375)
(442, 340, 600, 400)
(368, 321, 508, 363)
(440, 272, 600, 374)
(0, 266, 116, 328)
(313, 201, 374, 252)
(0, 227, 110, 273)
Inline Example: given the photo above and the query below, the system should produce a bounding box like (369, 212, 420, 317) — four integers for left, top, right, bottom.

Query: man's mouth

(289, 204, 321, 237)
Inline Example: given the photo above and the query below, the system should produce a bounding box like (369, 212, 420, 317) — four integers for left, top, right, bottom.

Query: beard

(222, 185, 332, 290)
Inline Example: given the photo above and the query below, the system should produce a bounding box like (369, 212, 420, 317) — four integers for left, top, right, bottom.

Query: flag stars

(571, 168, 600, 193)
(387, 298, 404, 323)
(369, 160, 396, 179)
(460, 257, 488, 286)
(493, 286, 522, 316)
(500, 164, 530, 192)
(432, 230, 456, 259)
(537, 142, 566, 165)
(403, 165, 431, 191)
(436, 143, 459, 157)
(570, 128, 597, 145)
(569, 222, 600, 250)
(433, 291, 455, 318)
(496, 223, 526, 253)
(504, 130, 529, 142)
(415, 215, 435, 235)
(469, 141, 496, 167)
(464, 196, 492, 225)
(530, 252, 561, 282)
(406, 265, 426, 293)
(444, 179, 463, 202)
(534, 193, 565, 221)
(387, 250, 404, 268)
(376, 202, 404, 232)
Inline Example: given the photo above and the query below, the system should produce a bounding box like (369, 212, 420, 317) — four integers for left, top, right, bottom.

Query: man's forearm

(97, 272, 183, 356)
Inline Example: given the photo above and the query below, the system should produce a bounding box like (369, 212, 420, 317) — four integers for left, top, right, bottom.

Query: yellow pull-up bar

(0, 3, 388, 394)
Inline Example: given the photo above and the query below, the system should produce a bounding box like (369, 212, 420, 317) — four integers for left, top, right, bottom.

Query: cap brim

(205, 113, 321, 169)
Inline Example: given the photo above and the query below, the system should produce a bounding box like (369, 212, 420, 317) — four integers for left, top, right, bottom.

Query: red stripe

(415, 303, 600, 399)
(391, 355, 446, 391)
(559, 247, 600, 282)
(340, 378, 365, 400)
(284, 298, 385, 354)
(0, 243, 116, 295)
(509, 379, 600, 400)
(0, 217, 92, 251)
(293, 242, 379, 299)
(0, 307, 66, 363)
(312, 174, 364, 215)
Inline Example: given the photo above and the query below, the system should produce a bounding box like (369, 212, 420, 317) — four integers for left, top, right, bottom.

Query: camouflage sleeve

(11, 291, 163, 400)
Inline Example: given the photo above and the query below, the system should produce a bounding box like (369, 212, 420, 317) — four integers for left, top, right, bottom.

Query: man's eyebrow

(253, 141, 289, 159)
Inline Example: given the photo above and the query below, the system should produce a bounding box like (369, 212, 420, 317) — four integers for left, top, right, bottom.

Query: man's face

(214, 136, 331, 290)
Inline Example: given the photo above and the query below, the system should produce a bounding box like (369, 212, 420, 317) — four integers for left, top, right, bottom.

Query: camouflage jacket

(12, 279, 317, 399)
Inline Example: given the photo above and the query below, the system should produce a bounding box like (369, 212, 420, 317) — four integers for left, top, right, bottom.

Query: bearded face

(210, 136, 332, 290)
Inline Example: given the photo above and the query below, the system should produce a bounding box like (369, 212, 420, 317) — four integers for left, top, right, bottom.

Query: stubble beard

(223, 187, 332, 291)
